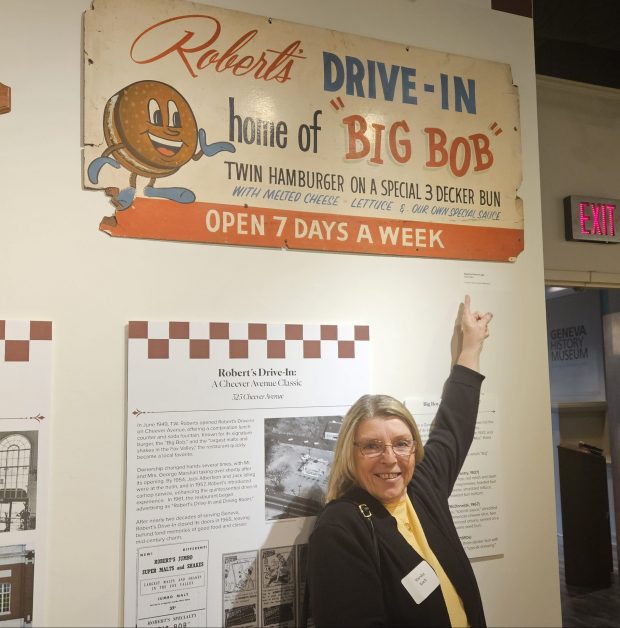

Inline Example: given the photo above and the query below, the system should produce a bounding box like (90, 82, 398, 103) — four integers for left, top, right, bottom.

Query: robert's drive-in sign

(83, 0, 524, 261)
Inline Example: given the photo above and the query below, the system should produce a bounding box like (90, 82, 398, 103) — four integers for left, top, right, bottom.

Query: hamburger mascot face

(87, 80, 235, 209)
(103, 80, 198, 178)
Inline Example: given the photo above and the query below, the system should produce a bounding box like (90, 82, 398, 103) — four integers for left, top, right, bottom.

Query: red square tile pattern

(1, 320, 52, 362)
(128, 322, 369, 360)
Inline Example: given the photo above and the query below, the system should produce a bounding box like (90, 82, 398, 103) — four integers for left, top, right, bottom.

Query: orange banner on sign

(99, 198, 523, 261)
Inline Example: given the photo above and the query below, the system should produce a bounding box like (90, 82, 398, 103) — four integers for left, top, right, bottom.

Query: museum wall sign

(83, 0, 524, 261)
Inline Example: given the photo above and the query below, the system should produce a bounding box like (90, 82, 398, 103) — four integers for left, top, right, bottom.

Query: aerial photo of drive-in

(264, 415, 342, 520)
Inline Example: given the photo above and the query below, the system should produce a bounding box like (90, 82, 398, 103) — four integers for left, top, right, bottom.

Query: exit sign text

(564, 196, 619, 244)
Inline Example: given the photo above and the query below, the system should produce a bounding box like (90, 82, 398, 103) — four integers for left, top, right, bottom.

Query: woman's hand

(453, 294, 493, 372)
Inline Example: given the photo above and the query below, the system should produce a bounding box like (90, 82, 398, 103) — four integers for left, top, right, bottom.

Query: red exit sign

(564, 196, 619, 243)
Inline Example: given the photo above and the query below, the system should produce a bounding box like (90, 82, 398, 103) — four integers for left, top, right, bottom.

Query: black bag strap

(300, 499, 381, 627)
(354, 502, 381, 568)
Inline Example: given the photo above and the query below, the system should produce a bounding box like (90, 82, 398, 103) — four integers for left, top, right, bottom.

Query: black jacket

(307, 365, 487, 627)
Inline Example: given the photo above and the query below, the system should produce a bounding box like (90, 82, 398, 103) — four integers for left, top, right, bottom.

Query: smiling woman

(305, 295, 492, 628)
(354, 417, 417, 504)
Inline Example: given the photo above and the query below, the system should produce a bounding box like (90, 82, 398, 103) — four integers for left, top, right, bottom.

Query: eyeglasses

(354, 439, 416, 458)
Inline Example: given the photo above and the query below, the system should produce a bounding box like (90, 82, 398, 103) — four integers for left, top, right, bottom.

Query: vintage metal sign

(83, 0, 524, 261)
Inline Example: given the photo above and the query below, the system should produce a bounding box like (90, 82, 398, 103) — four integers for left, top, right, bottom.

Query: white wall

(538, 77, 620, 287)
(1, 1, 561, 625)
(538, 75, 620, 562)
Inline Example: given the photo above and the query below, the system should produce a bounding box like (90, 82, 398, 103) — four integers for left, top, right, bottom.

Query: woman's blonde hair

(325, 394, 424, 502)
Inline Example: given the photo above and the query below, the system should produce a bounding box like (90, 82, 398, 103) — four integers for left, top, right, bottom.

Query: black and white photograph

(0, 431, 38, 534)
(222, 550, 259, 628)
(260, 546, 296, 628)
(264, 416, 342, 520)
(0, 544, 35, 625)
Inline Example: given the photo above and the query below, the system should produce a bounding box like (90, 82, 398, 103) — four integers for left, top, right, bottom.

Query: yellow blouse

(385, 494, 469, 628)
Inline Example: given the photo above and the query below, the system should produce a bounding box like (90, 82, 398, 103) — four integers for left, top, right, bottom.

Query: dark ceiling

(533, 0, 620, 89)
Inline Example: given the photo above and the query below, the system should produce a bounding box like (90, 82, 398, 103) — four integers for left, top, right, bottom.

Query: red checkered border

(1, 321, 52, 362)
(128, 322, 370, 360)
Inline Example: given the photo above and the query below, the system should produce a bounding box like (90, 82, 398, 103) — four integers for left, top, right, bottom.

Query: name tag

(401, 560, 440, 604)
